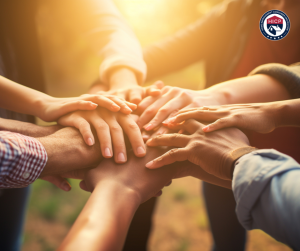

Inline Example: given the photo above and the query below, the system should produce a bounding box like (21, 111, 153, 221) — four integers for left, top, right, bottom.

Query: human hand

(105, 80, 164, 105)
(82, 147, 179, 203)
(146, 119, 251, 180)
(58, 108, 145, 162)
(165, 103, 280, 134)
(136, 86, 221, 131)
(37, 127, 102, 178)
(38, 93, 137, 122)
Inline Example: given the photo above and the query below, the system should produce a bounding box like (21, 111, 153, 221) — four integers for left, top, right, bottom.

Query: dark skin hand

(146, 119, 250, 181)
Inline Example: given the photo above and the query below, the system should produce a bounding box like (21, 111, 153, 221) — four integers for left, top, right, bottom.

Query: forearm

(275, 98, 300, 128)
(0, 118, 61, 137)
(233, 149, 300, 249)
(108, 67, 139, 90)
(88, 67, 139, 94)
(0, 76, 52, 118)
(206, 74, 290, 105)
(58, 181, 140, 251)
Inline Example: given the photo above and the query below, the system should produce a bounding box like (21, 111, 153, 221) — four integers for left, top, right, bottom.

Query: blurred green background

(23, 0, 292, 250)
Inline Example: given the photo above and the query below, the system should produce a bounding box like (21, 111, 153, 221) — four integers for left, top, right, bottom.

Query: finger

(145, 148, 189, 169)
(79, 180, 90, 192)
(118, 114, 146, 157)
(165, 180, 172, 186)
(124, 101, 138, 111)
(136, 95, 160, 116)
(141, 130, 151, 142)
(128, 88, 144, 105)
(154, 190, 163, 197)
(145, 98, 189, 129)
(182, 119, 205, 134)
(86, 95, 121, 112)
(202, 117, 236, 132)
(147, 87, 161, 97)
(91, 116, 113, 158)
(102, 110, 127, 163)
(147, 133, 190, 147)
(108, 96, 133, 114)
(138, 92, 175, 130)
(71, 117, 95, 146)
(146, 126, 169, 142)
(41, 175, 71, 192)
(60, 100, 98, 115)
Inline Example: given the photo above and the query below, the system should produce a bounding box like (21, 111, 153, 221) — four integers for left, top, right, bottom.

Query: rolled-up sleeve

(233, 149, 300, 250)
(0, 131, 47, 188)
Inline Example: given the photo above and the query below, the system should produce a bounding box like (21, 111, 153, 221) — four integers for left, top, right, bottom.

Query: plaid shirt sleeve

(0, 131, 48, 188)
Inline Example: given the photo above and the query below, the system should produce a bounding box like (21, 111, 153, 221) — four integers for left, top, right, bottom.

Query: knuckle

(145, 108, 154, 115)
(95, 123, 108, 131)
(127, 122, 139, 130)
(110, 124, 122, 133)
(158, 107, 169, 115)
(168, 148, 179, 156)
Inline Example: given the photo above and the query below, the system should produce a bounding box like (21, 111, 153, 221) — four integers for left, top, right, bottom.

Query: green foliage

(173, 189, 188, 201)
(176, 238, 190, 251)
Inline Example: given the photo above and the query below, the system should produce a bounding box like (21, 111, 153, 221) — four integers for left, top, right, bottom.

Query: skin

(58, 108, 146, 163)
(0, 75, 135, 123)
(61, 68, 162, 160)
(146, 119, 249, 181)
(138, 74, 290, 141)
(58, 146, 231, 251)
(165, 99, 300, 133)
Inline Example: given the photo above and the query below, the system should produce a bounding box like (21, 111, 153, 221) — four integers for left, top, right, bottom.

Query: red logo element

(267, 15, 283, 24)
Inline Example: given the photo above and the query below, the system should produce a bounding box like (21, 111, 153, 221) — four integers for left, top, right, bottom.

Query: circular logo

(259, 10, 290, 41)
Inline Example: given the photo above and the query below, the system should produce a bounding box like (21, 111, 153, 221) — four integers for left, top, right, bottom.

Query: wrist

(94, 179, 141, 206)
(108, 67, 139, 90)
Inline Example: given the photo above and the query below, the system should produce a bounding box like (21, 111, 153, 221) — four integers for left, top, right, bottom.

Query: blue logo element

(260, 10, 290, 40)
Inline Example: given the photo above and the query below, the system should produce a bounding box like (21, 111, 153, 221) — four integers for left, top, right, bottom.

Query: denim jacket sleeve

(232, 149, 300, 250)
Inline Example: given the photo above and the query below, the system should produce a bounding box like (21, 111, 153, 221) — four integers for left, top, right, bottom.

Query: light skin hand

(0, 75, 136, 123)
(58, 108, 145, 162)
(138, 74, 291, 132)
(146, 119, 250, 180)
(106, 68, 163, 104)
(165, 98, 300, 133)
(137, 85, 222, 131)
(59, 147, 179, 251)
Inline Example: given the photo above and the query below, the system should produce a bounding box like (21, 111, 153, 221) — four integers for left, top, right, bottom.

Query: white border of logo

(259, 10, 290, 41)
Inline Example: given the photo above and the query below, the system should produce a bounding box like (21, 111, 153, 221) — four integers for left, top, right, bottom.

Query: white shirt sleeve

(70, 0, 146, 85)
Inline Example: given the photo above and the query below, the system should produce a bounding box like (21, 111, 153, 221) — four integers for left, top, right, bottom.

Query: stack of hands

(18, 76, 292, 203)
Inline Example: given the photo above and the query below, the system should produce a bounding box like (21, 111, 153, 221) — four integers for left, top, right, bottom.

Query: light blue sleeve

(232, 149, 300, 250)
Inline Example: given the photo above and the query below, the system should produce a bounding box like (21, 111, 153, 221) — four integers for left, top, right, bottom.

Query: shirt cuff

(0, 131, 48, 188)
(232, 149, 299, 230)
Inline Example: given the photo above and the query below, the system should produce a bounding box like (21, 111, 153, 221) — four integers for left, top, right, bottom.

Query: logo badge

(260, 10, 290, 40)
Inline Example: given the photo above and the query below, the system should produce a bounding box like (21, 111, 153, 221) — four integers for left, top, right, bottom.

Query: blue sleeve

(232, 149, 300, 250)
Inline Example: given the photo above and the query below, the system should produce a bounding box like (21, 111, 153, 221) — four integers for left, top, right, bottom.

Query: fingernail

(87, 137, 94, 146)
(112, 103, 120, 110)
(118, 152, 126, 162)
(146, 139, 153, 146)
(178, 129, 184, 134)
(145, 161, 153, 168)
(91, 102, 98, 107)
(124, 107, 132, 113)
(202, 126, 209, 132)
(144, 123, 153, 131)
(104, 148, 112, 157)
(162, 118, 174, 124)
(62, 181, 71, 191)
(137, 146, 146, 155)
